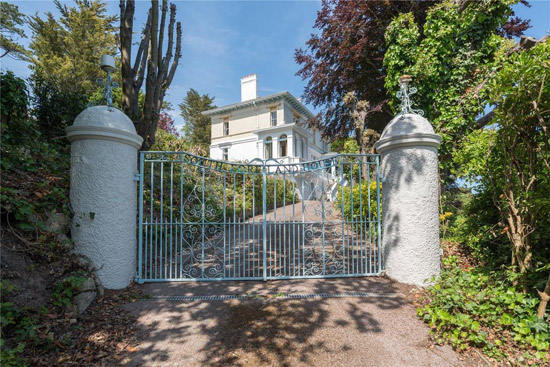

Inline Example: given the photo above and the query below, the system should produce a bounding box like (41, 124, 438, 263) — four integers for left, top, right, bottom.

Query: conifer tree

(179, 88, 216, 151)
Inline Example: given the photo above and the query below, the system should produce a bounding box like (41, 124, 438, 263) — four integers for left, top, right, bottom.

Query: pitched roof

(202, 91, 314, 119)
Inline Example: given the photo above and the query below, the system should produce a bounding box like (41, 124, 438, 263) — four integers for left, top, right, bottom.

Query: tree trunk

(537, 273, 550, 318)
(120, 0, 182, 150)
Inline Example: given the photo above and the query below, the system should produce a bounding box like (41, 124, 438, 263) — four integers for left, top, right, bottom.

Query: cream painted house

(204, 74, 331, 163)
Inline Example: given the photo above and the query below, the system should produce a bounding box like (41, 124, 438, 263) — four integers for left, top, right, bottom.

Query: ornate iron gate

(137, 152, 382, 282)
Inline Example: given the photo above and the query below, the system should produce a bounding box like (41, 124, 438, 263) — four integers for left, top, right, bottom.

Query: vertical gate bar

(248, 175, 251, 278)
(321, 166, 326, 276)
(339, 157, 345, 274)
(164, 217, 168, 279)
(223, 172, 227, 279)
(201, 168, 205, 278)
(179, 160, 184, 278)
(273, 174, 277, 276)
(174, 220, 177, 280)
(367, 162, 372, 273)
(154, 216, 158, 279)
(268, 218, 271, 278)
(138, 152, 144, 281)
(252, 174, 255, 278)
(160, 161, 164, 279)
(301, 172, 306, 276)
(233, 173, 236, 279)
(358, 160, 364, 274)
(262, 163, 267, 281)
(150, 161, 154, 279)
(350, 159, 355, 275)
(173, 162, 178, 277)
(376, 155, 382, 273)
(294, 180, 296, 275)
(241, 174, 247, 277)
(144, 221, 148, 279)
(283, 174, 286, 276)
(237, 214, 240, 277)
(169, 161, 173, 279)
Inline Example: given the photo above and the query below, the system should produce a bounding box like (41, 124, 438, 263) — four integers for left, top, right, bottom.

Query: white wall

(211, 137, 258, 161)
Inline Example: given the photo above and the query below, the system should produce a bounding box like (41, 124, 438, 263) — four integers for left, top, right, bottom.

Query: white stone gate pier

(375, 78, 442, 286)
(66, 106, 142, 289)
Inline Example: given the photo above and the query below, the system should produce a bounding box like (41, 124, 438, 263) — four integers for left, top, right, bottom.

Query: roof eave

(202, 91, 314, 119)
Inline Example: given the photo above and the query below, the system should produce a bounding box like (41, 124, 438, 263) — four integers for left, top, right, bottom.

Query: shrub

(334, 181, 381, 222)
(417, 258, 550, 364)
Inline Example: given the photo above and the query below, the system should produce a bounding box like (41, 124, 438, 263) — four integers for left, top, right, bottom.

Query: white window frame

(265, 136, 273, 159)
(222, 147, 228, 161)
(223, 118, 229, 136)
(270, 110, 277, 126)
(279, 134, 288, 157)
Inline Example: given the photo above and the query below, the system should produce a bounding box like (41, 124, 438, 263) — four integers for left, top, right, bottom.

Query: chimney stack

(241, 74, 257, 102)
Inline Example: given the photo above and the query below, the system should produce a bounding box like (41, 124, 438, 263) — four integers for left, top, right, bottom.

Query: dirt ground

(119, 277, 483, 367)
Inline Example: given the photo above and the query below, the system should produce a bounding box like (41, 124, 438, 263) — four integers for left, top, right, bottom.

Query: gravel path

(121, 278, 481, 367)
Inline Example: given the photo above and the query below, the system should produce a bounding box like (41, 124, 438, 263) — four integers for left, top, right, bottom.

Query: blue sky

(2, 0, 549, 129)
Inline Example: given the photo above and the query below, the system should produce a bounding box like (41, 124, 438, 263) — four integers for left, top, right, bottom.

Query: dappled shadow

(378, 117, 440, 279)
(121, 277, 410, 367)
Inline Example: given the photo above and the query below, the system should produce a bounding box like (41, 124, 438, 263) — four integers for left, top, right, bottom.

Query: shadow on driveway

(121, 277, 478, 367)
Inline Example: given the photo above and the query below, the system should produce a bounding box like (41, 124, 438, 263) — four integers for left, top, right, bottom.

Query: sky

(2, 0, 549, 130)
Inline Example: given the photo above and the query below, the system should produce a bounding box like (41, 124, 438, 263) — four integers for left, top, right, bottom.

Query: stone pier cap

(375, 113, 441, 153)
(66, 106, 143, 148)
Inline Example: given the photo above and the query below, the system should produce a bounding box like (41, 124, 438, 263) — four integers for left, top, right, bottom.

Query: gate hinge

(134, 174, 141, 182)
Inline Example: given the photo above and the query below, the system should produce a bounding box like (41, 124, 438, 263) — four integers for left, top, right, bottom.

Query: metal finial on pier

(95, 55, 119, 107)
(396, 75, 423, 116)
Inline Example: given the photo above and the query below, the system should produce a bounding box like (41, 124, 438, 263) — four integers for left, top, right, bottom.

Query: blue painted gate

(136, 152, 381, 282)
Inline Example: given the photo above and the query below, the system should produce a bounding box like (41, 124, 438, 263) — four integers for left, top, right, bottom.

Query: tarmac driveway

(122, 277, 481, 367)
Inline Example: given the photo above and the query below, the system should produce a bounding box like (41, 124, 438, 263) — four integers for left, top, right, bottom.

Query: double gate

(136, 152, 382, 282)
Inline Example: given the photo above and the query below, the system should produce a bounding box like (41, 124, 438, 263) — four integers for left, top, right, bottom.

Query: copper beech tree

(119, 0, 182, 150)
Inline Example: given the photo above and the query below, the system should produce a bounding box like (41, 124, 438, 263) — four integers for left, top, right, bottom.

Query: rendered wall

(375, 113, 442, 286)
(70, 139, 138, 288)
(380, 146, 440, 286)
(66, 106, 142, 289)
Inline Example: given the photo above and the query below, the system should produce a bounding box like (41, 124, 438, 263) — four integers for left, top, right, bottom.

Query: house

(203, 74, 331, 163)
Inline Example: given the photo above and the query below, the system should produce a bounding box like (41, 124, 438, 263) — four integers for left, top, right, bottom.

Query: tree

(28, 0, 118, 96)
(157, 112, 179, 136)
(342, 92, 380, 155)
(27, 0, 118, 139)
(179, 89, 216, 151)
(295, 0, 436, 140)
(0, 2, 29, 60)
(120, 0, 182, 150)
(455, 40, 550, 292)
(383, 0, 530, 181)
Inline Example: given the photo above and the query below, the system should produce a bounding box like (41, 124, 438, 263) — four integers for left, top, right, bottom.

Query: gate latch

(134, 174, 141, 182)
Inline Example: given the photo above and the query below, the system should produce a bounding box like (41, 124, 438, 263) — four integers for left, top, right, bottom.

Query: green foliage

(453, 39, 550, 288)
(52, 274, 87, 308)
(1, 281, 34, 367)
(30, 75, 89, 140)
(418, 259, 550, 363)
(88, 83, 144, 112)
(27, 0, 117, 139)
(151, 129, 192, 152)
(179, 88, 216, 152)
(335, 181, 381, 223)
(0, 2, 29, 60)
(0, 71, 71, 233)
(28, 0, 117, 95)
(143, 161, 296, 229)
(383, 0, 518, 179)
(330, 137, 359, 154)
(0, 70, 28, 125)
